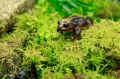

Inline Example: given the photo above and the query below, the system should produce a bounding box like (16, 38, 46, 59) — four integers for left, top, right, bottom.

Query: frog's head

(57, 19, 73, 32)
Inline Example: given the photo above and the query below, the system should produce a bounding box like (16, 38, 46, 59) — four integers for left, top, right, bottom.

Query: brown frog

(57, 16, 93, 40)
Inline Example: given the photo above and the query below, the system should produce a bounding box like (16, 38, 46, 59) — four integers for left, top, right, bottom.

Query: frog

(57, 16, 93, 41)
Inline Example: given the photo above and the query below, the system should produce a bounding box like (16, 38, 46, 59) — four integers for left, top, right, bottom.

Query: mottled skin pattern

(57, 16, 93, 41)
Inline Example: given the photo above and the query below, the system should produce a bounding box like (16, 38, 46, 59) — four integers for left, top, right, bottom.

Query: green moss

(17, 4, 120, 78)
(81, 20, 120, 58)
(1, 0, 120, 79)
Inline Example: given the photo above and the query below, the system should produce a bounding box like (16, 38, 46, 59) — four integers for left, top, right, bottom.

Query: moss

(1, 0, 120, 79)
(81, 20, 120, 59)
(19, 9, 120, 79)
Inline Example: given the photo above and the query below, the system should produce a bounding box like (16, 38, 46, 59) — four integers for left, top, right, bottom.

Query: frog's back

(67, 16, 86, 27)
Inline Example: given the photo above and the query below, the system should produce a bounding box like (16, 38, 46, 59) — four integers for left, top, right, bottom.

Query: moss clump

(1, 0, 120, 79)
(81, 20, 120, 59)
(19, 9, 120, 79)
(13, 1, 120, 79)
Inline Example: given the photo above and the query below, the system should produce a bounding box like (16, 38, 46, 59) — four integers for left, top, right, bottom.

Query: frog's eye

(58, 21, 60, 24)
(63, 24, 69, 28)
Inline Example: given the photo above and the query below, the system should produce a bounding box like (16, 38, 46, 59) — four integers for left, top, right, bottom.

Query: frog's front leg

(71, 26, 81, 41)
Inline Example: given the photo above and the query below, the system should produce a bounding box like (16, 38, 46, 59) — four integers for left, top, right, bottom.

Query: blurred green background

(39, 0, 120, 21)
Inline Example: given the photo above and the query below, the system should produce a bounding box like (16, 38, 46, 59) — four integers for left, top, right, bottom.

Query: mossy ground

(1, 0, 120, 79)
